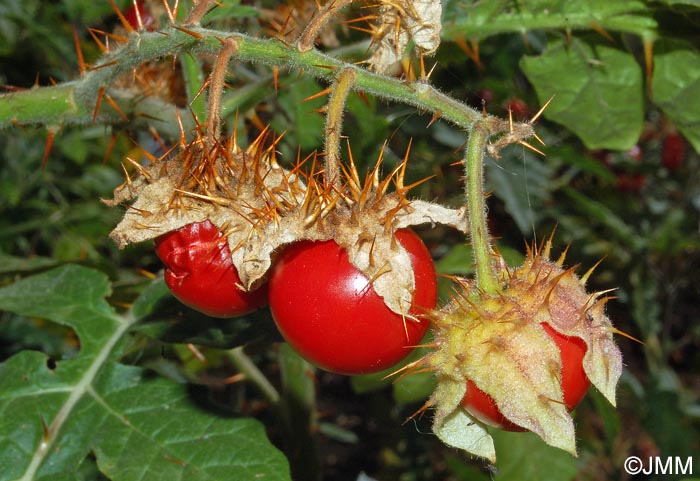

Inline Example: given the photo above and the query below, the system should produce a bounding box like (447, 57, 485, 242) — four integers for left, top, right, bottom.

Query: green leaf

(0, 265, 290, 481)
(491, 430, 578, 481)
(442, 0, 656, 40)
(652, 40, 700, 153)
(521, 37, 644, 150)
(0, 252, 57, 274)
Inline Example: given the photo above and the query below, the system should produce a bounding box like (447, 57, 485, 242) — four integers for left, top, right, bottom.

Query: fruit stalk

(205, 37, 238, 151)
(324, 68, 356, 190)
(463, 122, 499, 293)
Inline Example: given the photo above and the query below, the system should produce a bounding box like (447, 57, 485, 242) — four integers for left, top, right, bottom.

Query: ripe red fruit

(268, 229, 436, 375)
(124, 1, 156, 31)
(461, 323, 590, 430)
(662, 132, 686, 171)
(155, 220, 268, 317)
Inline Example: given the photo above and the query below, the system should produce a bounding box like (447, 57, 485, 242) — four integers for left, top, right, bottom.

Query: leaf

(521, 37, 644, 150)
(652, 39, 700, 153)
(491, 430, 578, 481)
(441, 0, 656, 40)
(0, 252, 57, 274)
(0, 265, 290, 481)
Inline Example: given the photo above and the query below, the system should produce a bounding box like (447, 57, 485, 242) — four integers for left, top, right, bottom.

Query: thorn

(609, 327, 643, 344)
(302, 87, 332, 103)
(73, 26, 87, 75)
(103, 132, 117, 165)
(273, 66, 279, 92)
(355, 90, 371, 107)
(108, 0, 134, 33)
(162, 0, 176, 24)
(555, 243, 570, 267)
(186, 343, 207, 362)
(87, 28, 108, 53)
(532, 132, 546, 147)
(455, 37, 482, 70)
(543, 227, 557, 259)
(87, 60, 119, 72)
(643, 37, 654, 92)
(125, 156, 153, 181)
(427, 111, 442, 128)
(529, 96, 554, 124)
(131, 0, 145, 31)
(42, 128, 56, 170)
(93, 74, 115, 115)
(104, 93, 129, 122)
(172, 25, 204, 39)
(508, 107, 513, 132)
(589, 22, 616, 43)
(579, 257, 606, 286)
(518, 140, 545, 156)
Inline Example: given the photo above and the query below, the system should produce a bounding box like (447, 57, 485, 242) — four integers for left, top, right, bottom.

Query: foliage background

(1, 0, 699, 480)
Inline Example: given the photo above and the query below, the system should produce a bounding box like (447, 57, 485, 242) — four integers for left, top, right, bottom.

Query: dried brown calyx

(399, 236, 623, 462)
(106, 128, 467, 316)
(366, 0, 442, 73)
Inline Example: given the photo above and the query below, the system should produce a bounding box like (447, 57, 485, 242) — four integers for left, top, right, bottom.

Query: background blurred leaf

(521, 37, 644, 150)
(652, 39, 700, 153)
(491, 430, 578, 481)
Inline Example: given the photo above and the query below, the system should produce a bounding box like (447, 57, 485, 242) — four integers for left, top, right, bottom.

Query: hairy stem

(0, 29, 508, 135)
(324, 68, 356, 190)
(464, 123, 499, 294)
(297, 0, 354, 52)
(205, 37, 238, 150)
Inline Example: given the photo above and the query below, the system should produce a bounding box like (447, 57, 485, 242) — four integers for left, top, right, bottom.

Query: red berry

(461, 323, 590, 430)
(155, 220, 268, 317)
(268, 229, 436, 375)
(662, 132, 686, 171)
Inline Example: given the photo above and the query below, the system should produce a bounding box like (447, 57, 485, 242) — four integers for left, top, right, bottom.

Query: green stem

(226, 346, 280, 405)
(324, 68, 356, 190)
(278, 343, 320, 481)
(464, 123, 499, 294)
(0, 28, 507, 135)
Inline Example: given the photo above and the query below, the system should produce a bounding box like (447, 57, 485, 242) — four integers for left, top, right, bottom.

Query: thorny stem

(324, 68, 356, 190)
(464, 123, 499, 294)
(297, 0, 355, 52)
(205, 37, 238, 151)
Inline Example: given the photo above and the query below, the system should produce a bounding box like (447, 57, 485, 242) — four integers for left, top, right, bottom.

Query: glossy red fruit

(268, 229, 437, 375)
(124, 1, 156, 31)
(155, 220, 268, 318)
(461, 323, 590, 430)
(662, 132, 686, 171)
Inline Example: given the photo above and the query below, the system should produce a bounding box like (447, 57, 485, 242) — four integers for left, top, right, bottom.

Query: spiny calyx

(106, 128, 467, 316)
(418, 237, 622, 462)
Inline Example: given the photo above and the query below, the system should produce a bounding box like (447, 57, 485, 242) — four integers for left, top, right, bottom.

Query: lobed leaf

(0, 266, 290, 481)
(521, 37, 644, 150)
